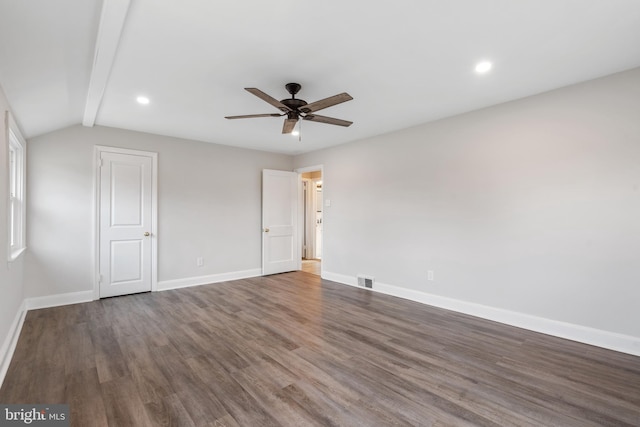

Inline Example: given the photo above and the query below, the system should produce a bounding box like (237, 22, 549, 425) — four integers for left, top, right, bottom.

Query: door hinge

(97, 273, 102, 284)
(98, 158, 104, 167)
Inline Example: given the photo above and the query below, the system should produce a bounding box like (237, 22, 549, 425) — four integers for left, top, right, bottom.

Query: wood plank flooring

(1, 272, 639, 426)
(301, 260, 321, 276)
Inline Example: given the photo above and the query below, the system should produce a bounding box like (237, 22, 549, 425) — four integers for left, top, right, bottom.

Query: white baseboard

(16, 269, 263, 311)
(25, 290, 95, 311)
(322, 271, 640, 357)
(322, 271, 358, 287)
(157, 268, 262, 291)
(0, 300, 27, 387)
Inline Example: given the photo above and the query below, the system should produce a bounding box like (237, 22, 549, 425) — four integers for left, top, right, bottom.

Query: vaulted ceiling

(1, 0, 639, 154)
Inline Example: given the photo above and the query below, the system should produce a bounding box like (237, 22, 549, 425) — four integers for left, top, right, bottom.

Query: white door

(98, 148, 156, 298)
(262, 169, 300, 275)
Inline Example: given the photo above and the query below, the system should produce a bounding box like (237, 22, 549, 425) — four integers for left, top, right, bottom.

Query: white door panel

(110, 240, 143, 283)
(263, 169, 299, 275)
(99, 150, 155, 298)
(110, 161, 144, 225)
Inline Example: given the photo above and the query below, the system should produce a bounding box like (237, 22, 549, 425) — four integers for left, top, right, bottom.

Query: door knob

(144, 232, 150, 237)
(264, 228, 269, 233)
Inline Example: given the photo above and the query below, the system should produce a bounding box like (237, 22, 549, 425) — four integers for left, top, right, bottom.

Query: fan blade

(299, 93, 353, 113)
(303, 114, 352, 127)
(225, 113, 282, 119)
(282, 118, 298, 134)
(245, 88, 291, 112)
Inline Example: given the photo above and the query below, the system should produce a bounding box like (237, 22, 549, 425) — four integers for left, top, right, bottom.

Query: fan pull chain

(298, 118, 302, 142)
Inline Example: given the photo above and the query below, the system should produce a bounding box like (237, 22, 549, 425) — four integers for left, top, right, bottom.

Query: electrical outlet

(196, 257, 204, 267)
(427, 270, 434, 281)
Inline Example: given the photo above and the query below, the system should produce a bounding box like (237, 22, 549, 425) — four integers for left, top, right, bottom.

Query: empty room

(1, 1, 640, 426)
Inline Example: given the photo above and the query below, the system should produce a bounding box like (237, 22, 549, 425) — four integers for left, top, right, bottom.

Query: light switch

(325, 199, 331, 207)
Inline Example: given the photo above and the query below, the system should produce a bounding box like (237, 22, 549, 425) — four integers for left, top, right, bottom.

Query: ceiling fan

(225, 83, 353, 134)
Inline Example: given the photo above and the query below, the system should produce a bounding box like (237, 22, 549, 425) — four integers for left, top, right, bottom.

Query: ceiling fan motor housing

(281, 98, 308, 111)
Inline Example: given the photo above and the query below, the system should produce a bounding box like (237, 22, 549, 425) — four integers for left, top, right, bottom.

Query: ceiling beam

(82, 0, 131, 127)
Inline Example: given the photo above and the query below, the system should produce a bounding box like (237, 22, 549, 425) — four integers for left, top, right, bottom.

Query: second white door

(98, 148, 156, 298)
(262, 169, 299, 275)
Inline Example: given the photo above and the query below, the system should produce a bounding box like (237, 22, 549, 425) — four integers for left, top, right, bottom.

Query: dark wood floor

(1, 272, 639, 426)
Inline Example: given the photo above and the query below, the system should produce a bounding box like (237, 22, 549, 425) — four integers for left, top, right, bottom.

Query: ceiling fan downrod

(285, 82, 301, 98)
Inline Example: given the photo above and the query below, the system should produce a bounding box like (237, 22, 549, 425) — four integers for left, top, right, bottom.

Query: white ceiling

(1, 0, 639, 155)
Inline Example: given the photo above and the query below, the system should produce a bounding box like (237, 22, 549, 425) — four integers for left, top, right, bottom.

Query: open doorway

(300, 168, 322, 276)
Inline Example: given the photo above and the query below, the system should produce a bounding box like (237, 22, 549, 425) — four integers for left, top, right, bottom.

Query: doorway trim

(301, 178, 314, 259)
(295, 164, 324, 276)
(93, 145, 158, 300)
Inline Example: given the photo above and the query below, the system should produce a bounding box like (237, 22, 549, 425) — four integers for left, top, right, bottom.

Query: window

(7, 112, 26, 261)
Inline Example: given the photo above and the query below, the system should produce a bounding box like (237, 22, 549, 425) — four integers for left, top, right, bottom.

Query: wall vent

(357, 275, 374, 289)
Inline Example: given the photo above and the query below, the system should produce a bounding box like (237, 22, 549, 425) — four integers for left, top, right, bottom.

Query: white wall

(294, 67, 640, 339)
(0, 84, 25, 378)
(25, 125, 292, 297)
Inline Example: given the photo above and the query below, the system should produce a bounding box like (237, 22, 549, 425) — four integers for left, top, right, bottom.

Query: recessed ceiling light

(475, 61, 493, 74)
(136, 96, 150, 105)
